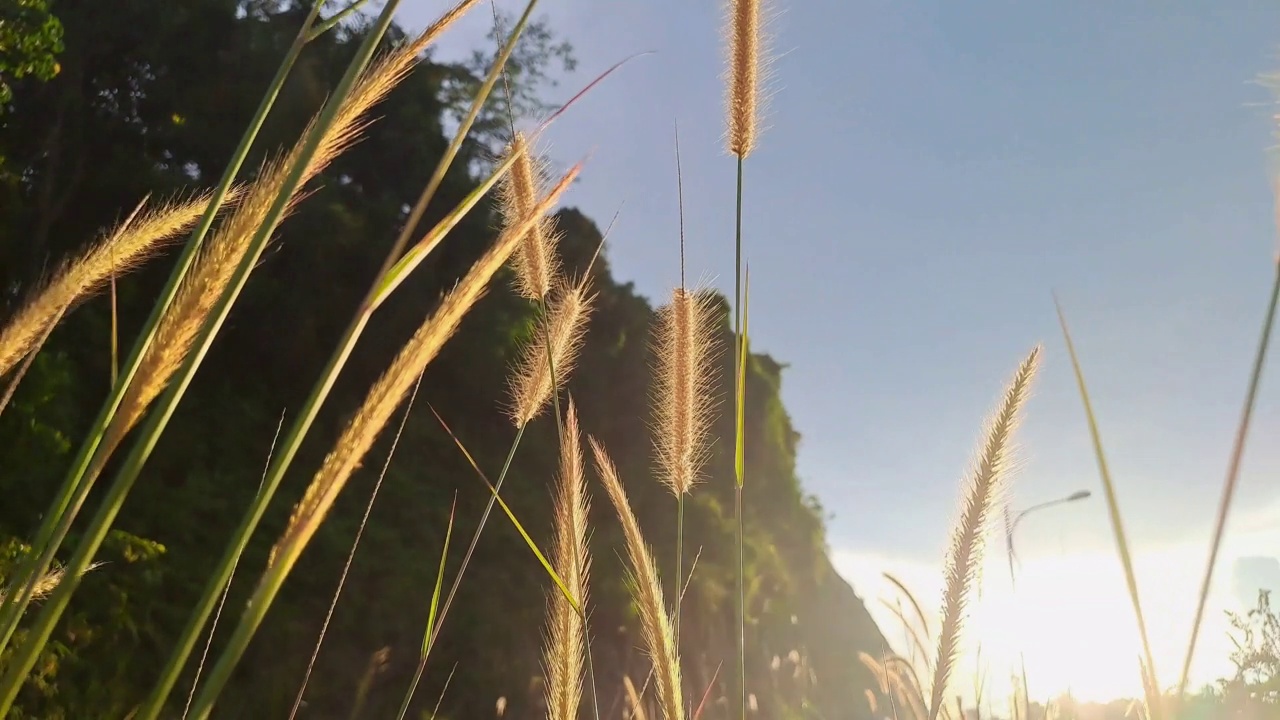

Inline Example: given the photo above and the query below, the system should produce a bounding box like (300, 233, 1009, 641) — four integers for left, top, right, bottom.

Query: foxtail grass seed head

(542, 399, 591, 720)
(590, 437, 683, 720)
(651, 287, 722, 496)
(499, 131, 562, 301)
(509, 278, 595, 427)
(0, 188, 239, 379)
(724, 0, 769, 158)
(928, 346, 1040, 720)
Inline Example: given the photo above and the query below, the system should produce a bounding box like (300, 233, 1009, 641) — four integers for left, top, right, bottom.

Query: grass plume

(590, 437, 683, 720)
(0, 189, 239, 379)
(652, 288, 721, 497)
(499, 131, 563, 301)
(927, 345, 1041, 720)
(509, 277, 596, 427)
(542, 399, 592, 720)
(724, 0, 767, 158)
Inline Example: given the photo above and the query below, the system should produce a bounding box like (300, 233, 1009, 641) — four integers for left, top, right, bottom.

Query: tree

(436, 9, 577, 153)
(1220, 589, 1280, 710)
(0, 0, 63, 110)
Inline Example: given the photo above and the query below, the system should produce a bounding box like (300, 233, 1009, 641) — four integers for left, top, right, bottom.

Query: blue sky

(398, 0, 1280, 701)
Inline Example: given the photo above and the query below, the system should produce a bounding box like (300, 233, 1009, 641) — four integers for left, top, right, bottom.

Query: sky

(394, 0, 1280, 706)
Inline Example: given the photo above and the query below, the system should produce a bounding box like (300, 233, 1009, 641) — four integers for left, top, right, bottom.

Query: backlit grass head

(499, 131, 563, 302)
(651, 286, 722, 496)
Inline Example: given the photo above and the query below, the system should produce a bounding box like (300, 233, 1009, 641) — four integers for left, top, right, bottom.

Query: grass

(0, 0, 1277, 717)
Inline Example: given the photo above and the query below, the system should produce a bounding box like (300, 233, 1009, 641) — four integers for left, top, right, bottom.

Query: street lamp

(1002, 489, 1090, 714)
(1004, 489, 1092, 584)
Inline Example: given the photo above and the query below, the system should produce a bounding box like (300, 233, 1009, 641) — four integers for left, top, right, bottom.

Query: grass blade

(1054, 295, 1161, 720)
(181, 410, 285, 720)
(428, 404, 578, 611)
(287, 370, 425, 720)
(368, 0, 544, 307)
(1177, 257, 1280, 700)
(396, 499, 457, 720)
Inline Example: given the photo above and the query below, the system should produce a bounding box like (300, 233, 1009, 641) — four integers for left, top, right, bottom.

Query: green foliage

(438, 9, 577, 152)
(1220, 589, 1280, 708)
(0, 531, 165, 719)
(0, 0, 63, 109)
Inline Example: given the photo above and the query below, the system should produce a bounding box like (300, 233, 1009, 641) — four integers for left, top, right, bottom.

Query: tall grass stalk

(181, 410, 286, 720)
(656, 124, 720, 651)
(591, 438, 684, 720)
(927, 346, 1040, 720)
(541, 400, 592, 720)
(286, 370, 426, 720)
(733, 266, 750, 717)
(431, 405, 579, 610)
(724, 0, 765, 706)
(395, 498, 457, 720)
(1055, 297, 1161, 720)
(424, 267, 596, 658)
(0, 0, 328, 660)
(420, 193, 609, 665)
(428, 391, 605, 720)
(185, 161, 577, 718)
(1177, 256, 1280, 700)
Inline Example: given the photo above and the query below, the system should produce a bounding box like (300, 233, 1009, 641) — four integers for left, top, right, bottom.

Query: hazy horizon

(400, 0, 1280, 704)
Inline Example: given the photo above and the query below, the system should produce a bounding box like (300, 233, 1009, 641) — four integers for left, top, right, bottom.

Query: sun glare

(835, 542, 1247, 710)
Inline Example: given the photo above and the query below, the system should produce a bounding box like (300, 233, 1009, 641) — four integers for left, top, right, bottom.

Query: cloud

(1231, 556, 1280, 608)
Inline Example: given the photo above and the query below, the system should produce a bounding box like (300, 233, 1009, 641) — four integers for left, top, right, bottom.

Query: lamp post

(1004, 489, 1091, 586)
(1003, 489, 1091, 720)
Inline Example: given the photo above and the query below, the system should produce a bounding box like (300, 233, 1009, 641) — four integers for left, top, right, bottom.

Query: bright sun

(836, 543, 1242, 710)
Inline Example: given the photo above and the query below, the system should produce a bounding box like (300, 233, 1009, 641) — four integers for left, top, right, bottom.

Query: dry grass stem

(270, 161, 581, 569)
(859, 652, 925, 720)
(623, 674, 648, 720)
(589, 438, 683, 720)
(509, 278, 595, 427)
(927, 346, 1040, 720)
(541, 399, 591, 720)
(652, 287, 721, 496)
(102, 0, 480, 448)
(725, 0, 766, 157)
(499, 131, 562, 301)
(0, 189, 239, 378)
